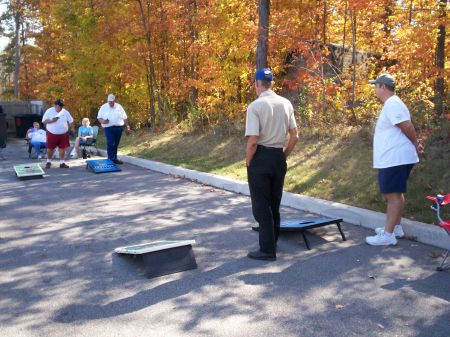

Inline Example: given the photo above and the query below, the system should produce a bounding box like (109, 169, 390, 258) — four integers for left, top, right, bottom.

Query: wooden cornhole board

(86, 159, 121, 173)
(281, 217, 346, 250)
(115, 240, 197, 278)
(14, 163, 45, 180)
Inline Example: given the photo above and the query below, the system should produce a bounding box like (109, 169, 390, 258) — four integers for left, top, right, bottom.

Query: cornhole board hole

(14, 163, 45, 180)
(281, 217, 346, 250)
(114, 240, 197, 279)
(86, 159, 121, 173)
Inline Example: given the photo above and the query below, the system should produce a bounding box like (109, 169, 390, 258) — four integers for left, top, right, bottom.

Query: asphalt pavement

(0, 138, 449, 337)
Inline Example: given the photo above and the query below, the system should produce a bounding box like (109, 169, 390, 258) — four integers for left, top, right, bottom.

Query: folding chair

(426, 194, 450, 271)
(80, 125, 99, 159)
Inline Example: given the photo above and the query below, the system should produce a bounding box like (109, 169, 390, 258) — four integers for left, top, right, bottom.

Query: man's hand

(52, 117, 59, 122)
(416, 139, 425, 154)
(125, 125, 131, 135)
(246, 135, 258, 167)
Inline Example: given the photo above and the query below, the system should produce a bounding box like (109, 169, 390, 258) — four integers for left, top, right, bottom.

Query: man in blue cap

(245, 68, 299, 261)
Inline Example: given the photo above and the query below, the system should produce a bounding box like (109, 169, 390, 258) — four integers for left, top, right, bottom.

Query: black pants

(104, 125, 123, 161)
(247, 145, 287, 255)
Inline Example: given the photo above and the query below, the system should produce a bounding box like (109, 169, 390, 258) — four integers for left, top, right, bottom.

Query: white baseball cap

(107, 94, 115, 101)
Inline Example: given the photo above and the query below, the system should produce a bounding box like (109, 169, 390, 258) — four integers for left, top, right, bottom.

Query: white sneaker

(366, 230, 397, 246)
(37, 154, 42, 160)
(71, 153, 78, 159)
(375, 225, 404, 238)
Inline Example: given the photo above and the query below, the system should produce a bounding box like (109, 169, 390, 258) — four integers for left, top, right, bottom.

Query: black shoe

(247, 250, 276, 261)
(251, 226, 260, 232)
(59, 163, 70, 168)
(112, 159, 123, 165)
(45, 162, 51, 169)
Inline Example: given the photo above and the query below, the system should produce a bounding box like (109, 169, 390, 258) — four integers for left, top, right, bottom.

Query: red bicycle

(426, 194, 450, 271)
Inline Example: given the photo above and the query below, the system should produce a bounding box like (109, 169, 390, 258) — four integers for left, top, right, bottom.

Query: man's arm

(124, 118, 130, 128)
(246, 135, 258, 167)
(284, 128, 298, 158)
(42, 117, 58, 125)
(396, 120, 424, 153)
(97, 106, 109, 124)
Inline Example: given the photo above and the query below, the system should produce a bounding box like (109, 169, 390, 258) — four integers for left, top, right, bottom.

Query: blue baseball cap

(255, 68, 273, 81)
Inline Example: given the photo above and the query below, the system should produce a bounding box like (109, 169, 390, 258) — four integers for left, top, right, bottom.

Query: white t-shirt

(97, 102, 127, 128)
(42, 107, 74, 135)
(245, 90, 297, 148)
(30, 129, 46, 143)
(373, 95, 419, 168)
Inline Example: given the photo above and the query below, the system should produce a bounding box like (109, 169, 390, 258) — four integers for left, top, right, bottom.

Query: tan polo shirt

(245, 90, 297, 148)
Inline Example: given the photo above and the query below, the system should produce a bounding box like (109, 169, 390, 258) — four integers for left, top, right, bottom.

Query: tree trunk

(350, 9, 358, 124)
(340, 1, 347, 71)
(322, 0, 327, 45)
(256, 0, 270, 69)
(137, 0, 164, 130)
(14, 11, 20, 99)
(435, 0, 447, 116)
(21, 21, 30, 99)
(188, 0, 198, 108)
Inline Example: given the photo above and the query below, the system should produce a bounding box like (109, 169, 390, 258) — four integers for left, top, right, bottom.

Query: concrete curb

(98, 149, 449, 249)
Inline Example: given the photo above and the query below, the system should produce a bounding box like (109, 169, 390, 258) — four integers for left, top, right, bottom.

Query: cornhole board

(86, 159, 121, 173)
(115, 240, 197, 278)
(281, 217, 346, 250)
(14, 163, 45, 180)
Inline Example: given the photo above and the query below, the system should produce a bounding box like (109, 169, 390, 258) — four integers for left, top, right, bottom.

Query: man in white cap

(366, 73, 422, 246)
(97, 94, 130, 164)
(245, 68, 298, 261)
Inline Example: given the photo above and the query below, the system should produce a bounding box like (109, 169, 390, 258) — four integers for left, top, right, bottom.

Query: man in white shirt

(42, 99, 75, 169)
(97, 94, 130, 165)
(366, 74, 422, 246)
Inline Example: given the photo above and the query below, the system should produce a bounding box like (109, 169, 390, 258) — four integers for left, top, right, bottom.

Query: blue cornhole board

(14, 163, 45, 180)
(281, 217, 346, 250)
(115, 240, 197, 279)
(86, 159, 121, 173)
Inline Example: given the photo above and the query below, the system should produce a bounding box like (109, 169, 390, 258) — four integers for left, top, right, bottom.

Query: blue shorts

(378, 164, 414, 194)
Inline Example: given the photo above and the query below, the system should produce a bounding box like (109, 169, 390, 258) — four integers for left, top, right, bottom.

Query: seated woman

(27, 122, 47, 159)
(70, 118, 94, 159)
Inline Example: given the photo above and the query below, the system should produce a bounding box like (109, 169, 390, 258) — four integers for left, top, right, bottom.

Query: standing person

(366, 74, 421, 246)
(245, 68, 298, 261)
(42, 99, 75, 169)
(97, 94, 130, 164)
(70, 117, 94, 159)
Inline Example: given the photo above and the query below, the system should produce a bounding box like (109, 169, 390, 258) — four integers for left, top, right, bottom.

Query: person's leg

(384, 193, 405, 234)
(45, 131, 56, 167)
(366, 165, 413, 246)
(59, 147, 66, 161)
(248, 150, 276, 255)
(31, 141, 41, 155)
(75, 137, 80, 153)
(270, 154, 287, 242)
(104, 127, 115, 160)
(46, 148, 54, 164)
(110, 126, 123, 161)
